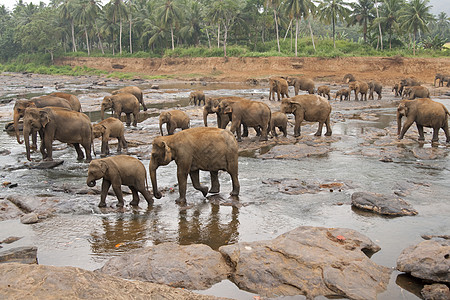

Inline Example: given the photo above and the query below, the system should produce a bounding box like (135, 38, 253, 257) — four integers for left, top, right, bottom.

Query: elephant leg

(116, 138, 122, 153)
(209, 171, 220, 194)
(141, 100, 148, 111)
(111, 182, 125, 207)
(137, 185, 154, 206)
(176, 168, 189, 204)
(73, 143, 85, 160)
(277, 90, 281, 101)
(260, 125, 269, 141)
(129, 186, 141, 206)
(399, 119, 415, 139)
(294, 115, 303, 137)
(99, 180, 111, 207)
(378, 92, 382, 100)
(31, 132, 38, 151)
(325, 118, 332, 136)
(255, 126, 262, 137)
(242, 124, 249, 137)
(43, 135, 53, 161)
(82, 142, 92, 162)
(231, 120, 242, 142)
(132, 113, 138, 127)
(228, 167, 240, 197)
(190, 170, 209, 197)
(315, 122, 324, 136)
(282, 126, 287, 137)
(101, 138, 108, 157)
(431, 127, 440, 142)
(125, 113, 131, 127)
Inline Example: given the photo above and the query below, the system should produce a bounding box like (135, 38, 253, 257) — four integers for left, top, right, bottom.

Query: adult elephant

(397, 98, 450, 143)
(189, 91, 206, 106)
(22, 107, 94, 162)
(13, 95, 72, 145)
(403, 86, 430, 99)
(149, 127, 240, 204)
(343, 73, 356, 83)
(368, 80, 382, 100)
(87, 155, 153, 207)
(49, 92, 81, 112)
(280, 95, 332, 137)
(317, 85, 331, 100)
(392, 83, 401, 97)
(101, 93, 140, 126)
(399, 77, 420, 96)
(434, 73, 450, 87)
(287, 77, 315, 95)
(216, 98, 271, 142)
(349, 81, 369, 101)
(112, 86, 147, 111)
(159, 110, 190, 135)
(93, 117, 127, 157)
(269, 77, 289, 101)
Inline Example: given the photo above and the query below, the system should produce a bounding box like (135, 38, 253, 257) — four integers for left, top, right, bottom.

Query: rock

(0, 236, 22, 244)
(0, 200, 23, 221)
(422, 234, 450, 240)
(412, 147, 447, 160)
(0, 247, 38, 264)
(0, 263, 220, 299)
(219, 226, 390, 299)
(262, 178, 352, 195)
(20, 212, 39, 224)
(351, 191, 418, 216)
(421, 284, 450, 300)
(397, 239, 450, 283)
(150, 85, 159, 89)
(6, 195, 58, 217)
(27, 160, 64, 169)
(259, 143, 330, 160)
(98, 242, 230, 290)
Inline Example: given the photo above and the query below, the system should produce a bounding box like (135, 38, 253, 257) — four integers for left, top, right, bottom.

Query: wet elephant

(270, 111, 288, 137)
(287, 77, 315, 95)
(269, 77, 289, 101)
(87, 155, 153, 207)
(392, 83, 401, 97)
(349, 81, 369, 101)
(317, 85, 331, 100)
(335, 88, 350, 101)
(399, 77, 420, 96)
(112, 86, 147, 111)
(281, 95, 332, 137)
(159, 110, 190, 136)
(189, 91, 206, 106)
(22, 107, 93, 162)
(101, 93, 140, 127)
(343, 73, 356, 83)
(368, 80, 382, 100)
(397, 98, 450, 143)
(49, 92, 82, 112)
(402, 86, 430, 100)
(93, 117, 127, 157)
(149, 127, 240, 204)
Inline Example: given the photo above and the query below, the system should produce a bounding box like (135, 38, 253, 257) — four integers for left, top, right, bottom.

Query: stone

(98, 242, 230, 290)
(219, 226, 390, 299)
(421, 284, 450, 300)
(150, 85, 159, 89)
(0, 236, 22, 244)
(262, 178, 352, 195)
(0, 263, 221, 299)
(412, 147, 447, 160)
(259, 143, 330, 160)
(397, 239, 450, 283)
(20, 213, 39, 224)
(28, 160, 64, 169)
(351, 191, 418, 216)
(0, 247, 37, 264)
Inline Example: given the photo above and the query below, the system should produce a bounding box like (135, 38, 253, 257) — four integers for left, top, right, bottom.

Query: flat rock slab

(219, 226, 390, 299)
(397, 239, 450, 283)
(27, 160, 64, 169)
(0, 247, 37, 264)
(259, 144, 331, 160)
(0, 263, 221, 300)
(421, 284, 450, 300)
(98, 243, 230, 290)
(262, 178, 354, 195)
(351, 191, 418, 216)
(412, 147, 448, 160)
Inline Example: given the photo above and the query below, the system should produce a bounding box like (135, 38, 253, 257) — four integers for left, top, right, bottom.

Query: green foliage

(421, 35, 447, 50)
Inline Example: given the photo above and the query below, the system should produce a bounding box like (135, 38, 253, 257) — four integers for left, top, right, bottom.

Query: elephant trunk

(397, 111, 403, 136)
(203, 108, 209, 127)
(149, 159, 162, 199)
(86, 175, 96, 187)
(100, 106, 105, 120)
(23, 127, 32, 161)
(13, 111, 23, 144)
(159, 119, 164, 136)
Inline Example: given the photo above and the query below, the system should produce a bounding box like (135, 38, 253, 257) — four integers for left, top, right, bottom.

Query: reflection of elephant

(101, 93, 140, 126)
(349, 81, 369, 101)
(343, 73, 356, 83)
(216, 99, 271, 141)
(87, 155, 153, 207)
(269, 77, 289, 101)
(402, 86, 430, 100)
(49, 92, 81, 111)
(392, 83, 401, 97)
(397, 98, 450, 143)
(335, 88, 350, 101)
(13, 96, 72, 145)
(270, 112, 288, 137)
(159, 110, 190, 136)
(23, 107, 93, 161)
(368, 80, 383, 100)
(399, 77, 420, 96)
(189, 91, 205, 106)
(112, 86, 147, 111)
(317, 85, 331, 100)
(287, 77, 315, 95)
(434, 73, 450, 87)
(93, 117, 127, 157)
(149, 127, 240, 204)
(281, 95, 332, 137)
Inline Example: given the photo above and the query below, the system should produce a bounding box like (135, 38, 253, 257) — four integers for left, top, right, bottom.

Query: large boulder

(397, 239, 450, 283)
(98, 242, 230, 290)
(0, 263, 221, 299)
(351, 191, 418, 216)
(219, 226, 391, 299)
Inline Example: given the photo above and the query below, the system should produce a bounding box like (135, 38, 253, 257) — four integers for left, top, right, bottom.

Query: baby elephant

(189, 91, 206, 106)
(86, 155, 153, 207)
(93, 117, 128, 157)
(317, 85, 331, 100)
(270, 112, 288, 137)
(159, 110, 190, 135)
(335, 88, 350, 101)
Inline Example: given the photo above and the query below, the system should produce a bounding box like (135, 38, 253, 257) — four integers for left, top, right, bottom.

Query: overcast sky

(2, 0, 450, 17)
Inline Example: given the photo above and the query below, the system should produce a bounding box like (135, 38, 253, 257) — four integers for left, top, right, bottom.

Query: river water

(0, 74, 449, 299)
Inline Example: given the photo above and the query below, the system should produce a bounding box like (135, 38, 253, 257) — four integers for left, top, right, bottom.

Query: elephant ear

(224, 105, 232, 114)
(99, 160, 109, 174)
(39, 110, 50, 128)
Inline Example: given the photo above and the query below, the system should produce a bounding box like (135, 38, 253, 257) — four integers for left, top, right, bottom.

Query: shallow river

(0, 75, 449, 299)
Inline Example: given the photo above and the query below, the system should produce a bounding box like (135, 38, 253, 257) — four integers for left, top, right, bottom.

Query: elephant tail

(90, 124, 96, 157)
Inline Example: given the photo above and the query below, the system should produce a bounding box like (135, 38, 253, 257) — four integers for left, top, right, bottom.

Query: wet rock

(27, 160, 64, 169)
(0, 236, 22, 244)
(20, 212, 39, 224)
(0, 148, 11, 156)
(150, 84, 160, 89)
(397, 239, 450, 283)
(422, 234, 450, 240)
(7, 195, 58, 218)
(98, 242, 230, 290)
(0, 247, 38, 264)
(351, 191, 418, 216)
(259, 143, 330, 160)
(0, 200, 23, 221)
(412, 147, 447, 160)
(0, 263, 220, 300)
(421, 284, 450, 300)
(262, 178, 353, 195)
(219, 226, 390, 299)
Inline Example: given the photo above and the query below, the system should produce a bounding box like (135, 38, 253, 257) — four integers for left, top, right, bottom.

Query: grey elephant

(335, 88, 350, 101)
(49, 92, 82, 112)
(368, 81, 383, 100)
(101, 93, 140, 127)
(189, 91, 206, 106)
(399, 77, 420, 96)
(86, 155, 153, 207)
(397, 98, 450, 143)
(392, 83, 401, 97)
(269, 77, 289, 101)
(112, 86, 147, 111)
(93, 117, 128, 157)
(349, 81, 369, 101)
(402, 86, 430, 100)
(159, 110, 190, 136)
(343, 73, 356, 83)
(270, 112, 288, 137)
(317, 85, 331, 100)
(281, 95, 332, 137)
(434, 73, 450, 87)
(287, 77, 315, 95)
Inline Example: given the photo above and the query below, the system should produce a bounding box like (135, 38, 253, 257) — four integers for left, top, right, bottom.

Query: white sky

(2, 0, 449, 16)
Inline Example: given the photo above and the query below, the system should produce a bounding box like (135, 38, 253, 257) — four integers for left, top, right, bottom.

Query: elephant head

(280, 98, 298, 115)
(92, 124, 106, 139)
(101, 96, 114, 120)
(159, 111, 174, 136)
(149, 137, 173, 199)
(13, 100, 35, 144)
(86, 159, 108, 187)
(23, 107, 49, 161)
(396, 101, 409, 136)
(203, 98, 220, 126)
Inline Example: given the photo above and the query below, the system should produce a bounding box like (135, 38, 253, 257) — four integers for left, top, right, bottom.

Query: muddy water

(0, 74, 449, 299)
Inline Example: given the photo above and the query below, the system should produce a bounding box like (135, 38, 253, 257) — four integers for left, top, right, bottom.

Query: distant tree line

(0, 0, 449, 62)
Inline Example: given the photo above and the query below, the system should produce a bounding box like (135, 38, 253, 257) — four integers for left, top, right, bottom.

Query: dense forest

(0, 0, 449, 63)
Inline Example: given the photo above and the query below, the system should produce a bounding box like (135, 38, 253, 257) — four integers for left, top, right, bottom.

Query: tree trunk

(295, 18, 299, 57)
(273, 9, 280, 52)
(71, 19, 77, 52)
(223, 23, 228, 57)
(84, 25, 90, 56)
(217, 23, 220, 48)
(413, 31, 416, 55)
(375, 2, 383, 50)
(119, 19, 123, 54)
(171, 25, 175, 50)
(308, 18, 315, 52)
(129, 14, 133, 54)
(332, 15, 336, 48)
(206, 28, 211, 48)
(95, 21, 104, 54)
(284, 19, 292, 41)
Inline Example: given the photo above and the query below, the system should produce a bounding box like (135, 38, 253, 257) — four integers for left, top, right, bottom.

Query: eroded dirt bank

(55, 56, 450, 84)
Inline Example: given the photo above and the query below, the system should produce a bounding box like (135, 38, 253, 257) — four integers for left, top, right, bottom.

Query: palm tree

(105, 0, 128, 55)
(88, 0, 104, 54)
(374, 0, 404, 49)
(58, 0, 77, 52)
(399, 0, 433, 55)
(266, 0, 281, 53)
(284, 0, 310, 56)
(126, 0, 134, 54)
(317, 0, 350, 48)
(73, 0, 94, 55)
(348, 0, 375, 43)
(179, 0, 202, 46)
(156, 0, 182, 51)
